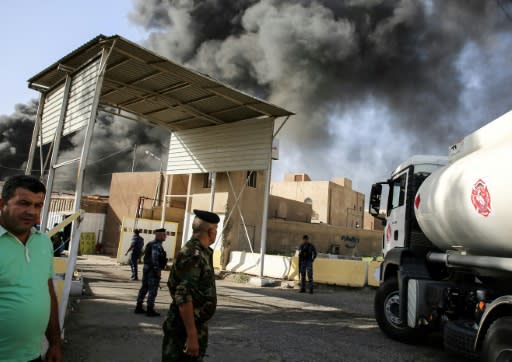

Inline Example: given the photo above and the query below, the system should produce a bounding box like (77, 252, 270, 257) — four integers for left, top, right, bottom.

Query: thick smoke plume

(0, 105, 168, 195)
(0, 101, 39, 177)
(130, 0, 512, 196)
(2, 1, 512, 199)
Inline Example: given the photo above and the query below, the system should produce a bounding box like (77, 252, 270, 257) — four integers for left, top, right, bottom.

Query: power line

(0, 164, 25, 171)
(87, 146, 134, 165)
(0, 146, 133, 171)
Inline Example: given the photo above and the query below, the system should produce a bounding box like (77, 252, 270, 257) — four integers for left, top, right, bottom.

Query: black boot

(146, 306, 160, 317)
(309, 288, 314, 294)
(134, 303, 145, 314)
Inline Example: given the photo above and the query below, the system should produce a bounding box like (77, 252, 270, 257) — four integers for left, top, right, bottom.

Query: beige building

(363, 211, 385, 231)
(270, 173, 365, 228)
(101, 171, 386, 260)
(102, 171, 313, 257)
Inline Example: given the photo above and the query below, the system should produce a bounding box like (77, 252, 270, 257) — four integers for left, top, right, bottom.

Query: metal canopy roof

(28, 34, 293, 131)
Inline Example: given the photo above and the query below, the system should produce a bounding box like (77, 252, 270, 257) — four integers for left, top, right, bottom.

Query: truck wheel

(374, 277, 425, 344)
(443, 320, 478, 360)
(481, 316, 512, 362)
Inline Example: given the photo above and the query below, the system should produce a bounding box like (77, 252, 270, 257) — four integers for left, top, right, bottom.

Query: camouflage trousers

(162, 305, 209, 361)
(300, 260, 314, 290)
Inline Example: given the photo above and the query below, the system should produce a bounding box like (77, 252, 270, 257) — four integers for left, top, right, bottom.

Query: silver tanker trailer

(369, 110, 512, 361)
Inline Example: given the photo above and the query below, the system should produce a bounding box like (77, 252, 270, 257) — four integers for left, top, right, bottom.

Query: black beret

(154, 228, 166, 233)
(193, 209, 220, 224)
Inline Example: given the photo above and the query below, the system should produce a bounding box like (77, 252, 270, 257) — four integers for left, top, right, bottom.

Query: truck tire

(443, 320, 478, 360)
(481, 316, 512, 362)
(374, 277, 426, 344)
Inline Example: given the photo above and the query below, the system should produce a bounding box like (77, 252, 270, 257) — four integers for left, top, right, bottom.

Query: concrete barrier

(225, 251, 291, 279)
(367, 260, 382, 287)
(313, 258, 367, 287)
(53, 257, 67, 304)
(289, 257, 367, 287)
(222, 251, 380, 288)
(213, 250, 222, 269)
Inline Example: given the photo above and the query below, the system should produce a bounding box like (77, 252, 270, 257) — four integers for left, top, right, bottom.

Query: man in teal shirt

(0, 175, 62, 361)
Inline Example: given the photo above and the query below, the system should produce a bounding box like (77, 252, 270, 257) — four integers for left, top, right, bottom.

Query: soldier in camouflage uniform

(134, 228, 167, 317)
(162, 209, 220, 361)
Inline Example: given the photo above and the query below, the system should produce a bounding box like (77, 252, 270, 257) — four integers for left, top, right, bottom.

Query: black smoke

(0, 101, 39, 178)
(3, 1, 512, 199)
(129, 0, 512, 196)
(0, 103, 169, 195)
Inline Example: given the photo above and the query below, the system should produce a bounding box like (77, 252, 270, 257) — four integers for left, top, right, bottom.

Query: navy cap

(193, 209, 220, 224)
(154, 228, 166, 233)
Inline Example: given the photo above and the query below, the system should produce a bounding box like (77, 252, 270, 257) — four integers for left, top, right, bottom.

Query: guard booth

(24, 34, 293, 330)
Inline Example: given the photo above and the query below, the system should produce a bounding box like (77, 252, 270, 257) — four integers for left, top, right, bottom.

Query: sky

(0, 0, 145, 115)
(2, 1, 512, 200)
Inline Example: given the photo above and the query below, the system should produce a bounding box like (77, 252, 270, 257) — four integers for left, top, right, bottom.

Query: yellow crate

(79, 232, 96, 254)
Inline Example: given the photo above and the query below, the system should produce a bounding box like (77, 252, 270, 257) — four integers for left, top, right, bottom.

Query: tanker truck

(369, 110, 512, 361)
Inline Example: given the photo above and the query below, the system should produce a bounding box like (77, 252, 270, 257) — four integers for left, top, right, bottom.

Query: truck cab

(374, 155, 448, 256)
(370, 146, 512, 360)
(369, 156, 449, 343)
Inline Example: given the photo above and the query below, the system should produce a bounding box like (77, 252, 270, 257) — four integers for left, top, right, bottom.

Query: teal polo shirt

(0, 225, 54, 361)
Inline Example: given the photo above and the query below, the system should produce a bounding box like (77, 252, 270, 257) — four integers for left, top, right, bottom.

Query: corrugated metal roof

(28, 35, 293, 131)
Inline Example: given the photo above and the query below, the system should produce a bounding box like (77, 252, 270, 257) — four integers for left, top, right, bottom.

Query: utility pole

(131, 144, 137, 172)
(145, 150, 164, 206)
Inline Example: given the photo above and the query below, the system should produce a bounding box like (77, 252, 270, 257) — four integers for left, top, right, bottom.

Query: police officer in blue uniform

(298, 234, 317, 294)
(135, 228, 167, 316)
(125, 229, 144, 280)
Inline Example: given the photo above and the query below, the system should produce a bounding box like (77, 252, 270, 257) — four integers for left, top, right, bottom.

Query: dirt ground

(60, 255, 465, 361)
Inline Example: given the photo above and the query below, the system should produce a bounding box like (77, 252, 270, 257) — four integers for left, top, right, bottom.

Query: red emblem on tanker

(386, 224, 392, 241)
(471, 179, 492, 217)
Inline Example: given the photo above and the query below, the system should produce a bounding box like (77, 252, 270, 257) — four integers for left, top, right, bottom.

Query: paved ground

(60, 255, 465, 361)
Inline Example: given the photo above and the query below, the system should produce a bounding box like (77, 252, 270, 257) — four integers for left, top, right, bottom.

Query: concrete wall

(266, 219, 383, 257)
(221, 251, 382, 288)
(268, 195, 312, 223)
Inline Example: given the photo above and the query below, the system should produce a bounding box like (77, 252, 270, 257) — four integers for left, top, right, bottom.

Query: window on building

(294, 174, 303, 181)
(246, 171, 257, 188)
(202, 172, 213, 188)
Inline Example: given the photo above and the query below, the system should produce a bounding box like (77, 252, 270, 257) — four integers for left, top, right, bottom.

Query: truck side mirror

(369, 183, 383, 217)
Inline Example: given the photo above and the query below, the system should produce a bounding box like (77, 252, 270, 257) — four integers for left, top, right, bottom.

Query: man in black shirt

(298, 234, 317, 294)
